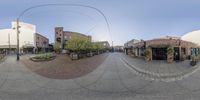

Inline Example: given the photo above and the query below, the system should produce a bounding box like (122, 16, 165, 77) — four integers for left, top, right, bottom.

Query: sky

(1, 0, 200, 46)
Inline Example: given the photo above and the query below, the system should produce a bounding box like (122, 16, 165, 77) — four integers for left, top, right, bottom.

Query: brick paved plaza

(21, 53, 109, 79)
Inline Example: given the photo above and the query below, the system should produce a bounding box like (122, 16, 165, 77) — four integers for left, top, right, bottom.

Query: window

(181, 48, 186, 55)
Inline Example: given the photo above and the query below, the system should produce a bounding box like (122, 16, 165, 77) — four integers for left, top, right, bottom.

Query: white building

(181, 30, 200, 46)
(0, 21, 48, 54)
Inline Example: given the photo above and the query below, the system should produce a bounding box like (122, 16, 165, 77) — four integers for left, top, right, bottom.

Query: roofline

(35, 33, 49, 40)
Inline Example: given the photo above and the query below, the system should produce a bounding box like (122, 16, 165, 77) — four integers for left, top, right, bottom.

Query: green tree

(53, 42, 61, 53)
(91, 42, 104, 54)
(65, 34, 91, 53)
(167, 47, 174, 63)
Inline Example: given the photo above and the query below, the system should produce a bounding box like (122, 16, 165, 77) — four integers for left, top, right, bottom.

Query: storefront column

(150, 48, 152, 61)
(179, 46, 181, 60)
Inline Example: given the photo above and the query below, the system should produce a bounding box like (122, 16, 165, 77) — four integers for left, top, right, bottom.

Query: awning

(0, 45, 17, 49)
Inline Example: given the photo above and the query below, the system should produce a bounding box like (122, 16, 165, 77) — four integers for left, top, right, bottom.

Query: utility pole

(8, 33, 11, 54)
(112, 41, 114, 52)
(16, 18, 20, 61)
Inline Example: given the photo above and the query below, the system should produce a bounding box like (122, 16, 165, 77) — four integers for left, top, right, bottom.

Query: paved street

(0, 53, 200, 100)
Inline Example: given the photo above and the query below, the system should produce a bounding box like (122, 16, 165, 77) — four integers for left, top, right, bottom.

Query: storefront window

(181, 48, 186, 55)
(199, 48, 200, 55)
(191, 48, 196, 56)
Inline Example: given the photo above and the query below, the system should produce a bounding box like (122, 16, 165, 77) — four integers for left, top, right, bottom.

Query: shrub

(144, 49, 151, 61)
(31, 53, 55, 62)
(167, 47, 174, 55)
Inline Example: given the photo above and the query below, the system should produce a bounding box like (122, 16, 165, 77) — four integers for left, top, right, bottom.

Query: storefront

(129, 37, 199, 61)
(152, 48, 167, 60)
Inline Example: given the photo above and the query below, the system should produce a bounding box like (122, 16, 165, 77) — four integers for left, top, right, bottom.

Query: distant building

(0, 21, 49, 54)
(124, 39, 141, 55)
(125, 36, 199, 61)
(55, 27, 92, 50)
(93, 41, 110, 49)
(113, 46, 124, 52)
(34, 33, 49, 53)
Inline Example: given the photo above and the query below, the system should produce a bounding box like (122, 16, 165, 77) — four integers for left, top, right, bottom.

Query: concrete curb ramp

(120, 58, 200, 82)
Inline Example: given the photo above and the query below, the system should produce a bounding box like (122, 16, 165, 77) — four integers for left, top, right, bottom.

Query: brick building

(125, 36, 200, 61)
(55, 27, 92, 50)
(34, 33, 49, 52)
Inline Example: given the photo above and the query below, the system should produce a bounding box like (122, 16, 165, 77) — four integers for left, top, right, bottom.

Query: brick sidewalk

(120, 53, 200, 81)
(21, 53, 109, 79)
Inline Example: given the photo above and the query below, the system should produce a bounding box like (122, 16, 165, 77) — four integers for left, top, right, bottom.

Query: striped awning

(0, 45, 17, 49)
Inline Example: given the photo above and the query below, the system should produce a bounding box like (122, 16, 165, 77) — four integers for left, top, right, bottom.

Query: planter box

(87, 52, 93, 57)
(62, 50, 67, 54)
(190, 61, 197, 66)
(30, 56, 56, 62)
(145, 57, 151, 62)
(70, 53, 79, 60)
(167, 55, 174, 63)
(93, 52, 98, 55)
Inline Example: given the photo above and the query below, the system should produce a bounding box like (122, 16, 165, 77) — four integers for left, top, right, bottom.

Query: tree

(53, 42, 61, 53)
(93, 42, 104, 51)
(65, 34, 91, 53)
(167, 47, 174, 63)
(144, 48, 152, 61)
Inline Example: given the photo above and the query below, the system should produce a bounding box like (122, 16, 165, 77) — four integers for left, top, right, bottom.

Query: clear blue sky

(1, 0, 200, 46)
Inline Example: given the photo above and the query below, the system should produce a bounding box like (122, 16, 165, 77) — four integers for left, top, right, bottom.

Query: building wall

(55, 27, 92, 49)
(55, 27, 63, 44)
(0, 29, 16, 47)
(126, 37, 200, 60)
(12, 21, 36, 48)
(0, 22, 36, 49)
(124, 39, 140, 48)
(35, 33, 49, 48)
(0, 21, 49, 54)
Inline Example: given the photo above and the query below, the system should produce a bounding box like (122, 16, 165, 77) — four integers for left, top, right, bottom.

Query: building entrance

(174, 47, 180, 60)
(152, 48, 167, 60)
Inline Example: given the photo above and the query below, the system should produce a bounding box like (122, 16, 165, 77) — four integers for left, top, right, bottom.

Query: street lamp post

(16, 18, 20, 61)
(112, 41, 114, 52)
(8, 33, 11, 54)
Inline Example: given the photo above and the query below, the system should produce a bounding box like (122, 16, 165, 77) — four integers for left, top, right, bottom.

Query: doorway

(174, 47, 180, 60)
(152, 48, 167, 60)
